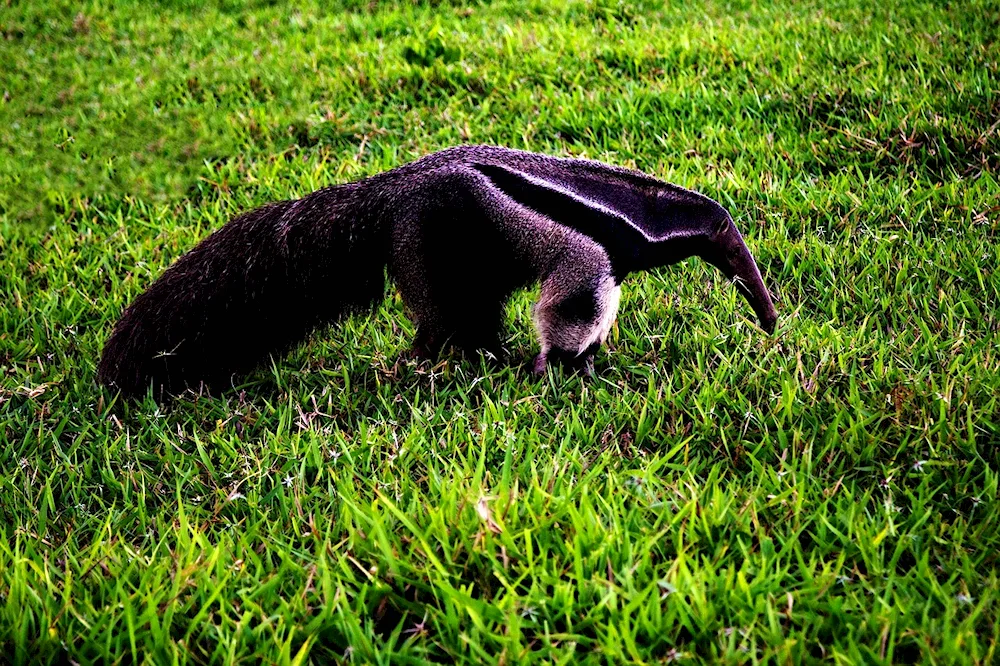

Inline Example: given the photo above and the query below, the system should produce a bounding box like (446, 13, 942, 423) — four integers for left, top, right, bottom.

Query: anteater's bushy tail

(97, 188, 388, 399)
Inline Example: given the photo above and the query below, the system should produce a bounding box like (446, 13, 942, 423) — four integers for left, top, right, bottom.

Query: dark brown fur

(98, 145, 777, 399)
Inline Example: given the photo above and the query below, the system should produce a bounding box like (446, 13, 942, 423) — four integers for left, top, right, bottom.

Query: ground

(1, 0, 998, 663)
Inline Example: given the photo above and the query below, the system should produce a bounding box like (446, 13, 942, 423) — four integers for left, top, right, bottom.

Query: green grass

(2, 0, 999, 662)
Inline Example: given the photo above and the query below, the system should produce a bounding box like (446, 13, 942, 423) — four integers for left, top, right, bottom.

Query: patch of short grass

(2, 0, 998, 663)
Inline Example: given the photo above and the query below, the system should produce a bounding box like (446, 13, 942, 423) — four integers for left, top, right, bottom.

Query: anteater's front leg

(532, 241, 620, 377)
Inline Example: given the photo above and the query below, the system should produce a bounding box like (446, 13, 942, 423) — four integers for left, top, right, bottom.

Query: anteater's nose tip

(761, 312, 778, 334)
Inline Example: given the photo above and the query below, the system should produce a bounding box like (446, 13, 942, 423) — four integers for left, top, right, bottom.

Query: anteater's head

(641, 192, 778, 334)
(699, 212, 778, 334)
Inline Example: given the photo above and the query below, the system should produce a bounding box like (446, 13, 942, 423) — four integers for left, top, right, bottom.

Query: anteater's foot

(532, 352, 548, 375)
(411, 327, 505, 368)
(411, 323, 451, 361)
(532, 348, 596, 377)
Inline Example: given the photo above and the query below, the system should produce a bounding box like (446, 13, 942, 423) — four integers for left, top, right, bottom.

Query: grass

(2, 0, 999, 662)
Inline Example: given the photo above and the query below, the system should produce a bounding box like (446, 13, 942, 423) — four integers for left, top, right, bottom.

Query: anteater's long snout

(706, 218, 778, 333)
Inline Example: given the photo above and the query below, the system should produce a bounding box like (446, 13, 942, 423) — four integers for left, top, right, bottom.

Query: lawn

(1, 0, 999, 663)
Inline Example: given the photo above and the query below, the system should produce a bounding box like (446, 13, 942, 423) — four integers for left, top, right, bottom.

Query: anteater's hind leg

(532, 247, 621, 376)
(392, 242, 507, 362)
